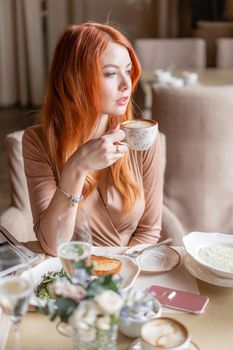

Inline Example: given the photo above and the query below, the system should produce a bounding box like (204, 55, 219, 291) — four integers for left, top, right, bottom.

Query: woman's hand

(67, 127, 128, 175)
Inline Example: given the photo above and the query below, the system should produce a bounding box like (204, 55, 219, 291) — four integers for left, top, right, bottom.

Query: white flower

(83, 304, 100, 326)
(69, 300, 100, 328)
(96, 316, 111, 330)
(95, 290, 123, 315)
(50, 279, 86, 302)
(74, 320, 89, 330)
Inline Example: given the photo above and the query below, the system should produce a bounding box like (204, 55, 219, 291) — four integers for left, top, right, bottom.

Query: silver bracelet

(58, 186, 83, 207)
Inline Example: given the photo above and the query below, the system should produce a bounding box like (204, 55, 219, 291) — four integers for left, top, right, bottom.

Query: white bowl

(183, 232, 233, 279)
(119, 299, 161, 338)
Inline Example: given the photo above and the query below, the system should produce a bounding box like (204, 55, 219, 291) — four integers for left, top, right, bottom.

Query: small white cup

(182, 71, 198, 86)
(141, 317, 190, 350)
(120, 119, 158, 151)
(154, 70, 172, 84)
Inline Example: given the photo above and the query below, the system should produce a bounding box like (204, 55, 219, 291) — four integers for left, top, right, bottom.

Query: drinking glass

(56, 209, 92, 280)
(0, 246, 33, 350)
(56, 209, 92, 337)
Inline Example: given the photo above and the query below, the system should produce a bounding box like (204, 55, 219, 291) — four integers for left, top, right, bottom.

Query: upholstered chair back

(152, 85, 233, 234)
(134, 38, 206, 70)
(216, 38, 233, 68)
(0, 130, 35, 241)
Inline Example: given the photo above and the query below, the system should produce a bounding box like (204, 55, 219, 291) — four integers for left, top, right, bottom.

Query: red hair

(40, 22, 141, 213)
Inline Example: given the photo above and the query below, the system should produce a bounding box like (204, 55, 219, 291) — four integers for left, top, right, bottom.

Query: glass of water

(0, 245, 33, 350)
(56, 208, 92, 282)
(56, 209, 92, 337)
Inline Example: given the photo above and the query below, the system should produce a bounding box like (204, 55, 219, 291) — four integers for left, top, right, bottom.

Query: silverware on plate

(124, 237, 173, 258)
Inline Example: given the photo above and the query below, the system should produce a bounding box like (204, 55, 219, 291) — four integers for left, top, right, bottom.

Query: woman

(23, 22, 163, 256)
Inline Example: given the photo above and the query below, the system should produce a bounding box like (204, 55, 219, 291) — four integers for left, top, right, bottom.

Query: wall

(72, 0, 160, 43)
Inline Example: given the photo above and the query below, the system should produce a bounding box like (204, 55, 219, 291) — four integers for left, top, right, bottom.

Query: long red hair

(40, 22, 141, 213)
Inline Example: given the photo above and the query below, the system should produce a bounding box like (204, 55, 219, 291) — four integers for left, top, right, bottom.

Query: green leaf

(55, 298, 77, 323)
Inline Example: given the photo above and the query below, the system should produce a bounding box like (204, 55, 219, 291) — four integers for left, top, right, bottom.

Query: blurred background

(1, 0, 233, 214)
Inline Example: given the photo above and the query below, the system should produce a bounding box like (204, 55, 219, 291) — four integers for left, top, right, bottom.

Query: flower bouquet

(37, 262, 123, 350)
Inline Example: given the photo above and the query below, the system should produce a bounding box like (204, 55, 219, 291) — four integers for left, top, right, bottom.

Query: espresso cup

(120, 119, 158, 151)
(141, 317, 190, 350)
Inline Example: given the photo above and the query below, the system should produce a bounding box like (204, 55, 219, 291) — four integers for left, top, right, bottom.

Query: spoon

(124, 238, 173, 258)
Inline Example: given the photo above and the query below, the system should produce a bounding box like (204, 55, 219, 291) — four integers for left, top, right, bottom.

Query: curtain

(0, 0, 158, 107)
(0, 0, 69, 107)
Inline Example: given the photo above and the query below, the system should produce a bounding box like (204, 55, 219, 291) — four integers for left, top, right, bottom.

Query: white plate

(128, 338, 200, 350)
(184, 254, 233, 288)
(125, 244, 181, 274)
(24, 254, 140, 306)
(183, 232, 233, 278)
(22, 257, 62, 306)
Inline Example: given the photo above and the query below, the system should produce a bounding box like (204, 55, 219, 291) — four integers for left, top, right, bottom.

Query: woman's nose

(119, 74, 130, 91)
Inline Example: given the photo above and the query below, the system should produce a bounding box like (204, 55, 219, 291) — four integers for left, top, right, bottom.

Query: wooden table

(4, 242, 233, 350)
(140, 68, 233, 111)
(141, 68, 233, 86)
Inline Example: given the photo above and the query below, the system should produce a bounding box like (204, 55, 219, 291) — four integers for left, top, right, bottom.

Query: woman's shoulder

(22, 124, 48, 158)
(23, 124, 44, 147)
(23, 124, 43, 139)
(23, 124, 59, 175)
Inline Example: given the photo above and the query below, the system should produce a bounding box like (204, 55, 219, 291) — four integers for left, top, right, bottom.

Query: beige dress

(23, 125, 163, 252)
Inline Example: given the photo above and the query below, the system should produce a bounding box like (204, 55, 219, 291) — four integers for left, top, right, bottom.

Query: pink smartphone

(147, 285, 209, 314)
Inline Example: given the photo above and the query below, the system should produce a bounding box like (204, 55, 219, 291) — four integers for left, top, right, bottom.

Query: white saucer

(125, 245, 181, 274)
(128, 338, 200, 350)
(184, 254, 233, 288)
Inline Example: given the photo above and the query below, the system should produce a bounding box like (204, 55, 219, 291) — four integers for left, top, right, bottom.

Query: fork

(124, 238, 173, 258)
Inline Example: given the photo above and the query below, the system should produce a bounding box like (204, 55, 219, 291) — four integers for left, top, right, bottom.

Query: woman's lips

(115, 96, 129, 105)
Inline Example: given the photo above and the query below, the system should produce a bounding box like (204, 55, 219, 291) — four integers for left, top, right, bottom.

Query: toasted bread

(90, 255, 122, 276)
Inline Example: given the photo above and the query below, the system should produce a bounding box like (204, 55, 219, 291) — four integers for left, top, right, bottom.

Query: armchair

(216, 38, 233, 68)
(152, 84, 233, 235)
(0, 130, 185, 245)
(134, 38, 206, 70)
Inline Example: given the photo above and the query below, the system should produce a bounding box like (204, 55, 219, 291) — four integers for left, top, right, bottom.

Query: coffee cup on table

(120, 119, 158, 151)
(141, 317, 190, 350)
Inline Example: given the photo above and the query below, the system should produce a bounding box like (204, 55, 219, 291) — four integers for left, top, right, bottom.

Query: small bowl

(119, 299, 161, 338)
(183, 232, 233, 279)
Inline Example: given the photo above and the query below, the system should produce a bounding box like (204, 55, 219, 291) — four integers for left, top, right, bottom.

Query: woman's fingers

(115, 143, 128, 154)
(103, 129, 125, 143)
(73, 129, 128, 172)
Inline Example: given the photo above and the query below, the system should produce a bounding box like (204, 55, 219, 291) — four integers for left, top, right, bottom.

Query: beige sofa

(152, 84, 233, 234)
(0, 129, 185, 245)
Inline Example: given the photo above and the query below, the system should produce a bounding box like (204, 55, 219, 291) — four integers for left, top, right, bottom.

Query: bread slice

(90, 255, 122, 276)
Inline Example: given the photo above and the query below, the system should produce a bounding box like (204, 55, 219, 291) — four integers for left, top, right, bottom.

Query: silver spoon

(124, 238, 173, 258)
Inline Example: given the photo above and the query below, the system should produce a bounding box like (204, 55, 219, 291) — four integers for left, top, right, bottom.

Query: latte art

(122, 120, 154, 129)
(141, 318, 189, 349)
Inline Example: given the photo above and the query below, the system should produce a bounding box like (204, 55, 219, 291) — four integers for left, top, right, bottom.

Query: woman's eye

(126, 69, 131, 75)
(104, 72, 116, 78)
